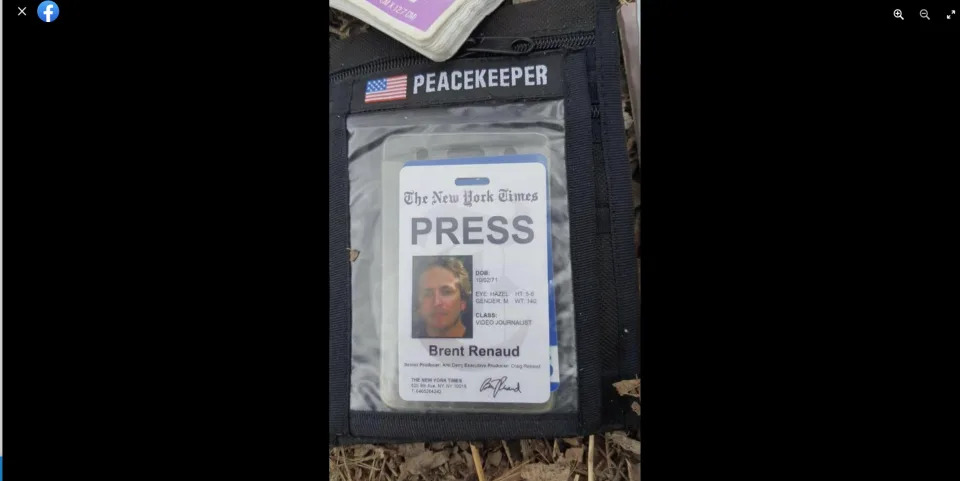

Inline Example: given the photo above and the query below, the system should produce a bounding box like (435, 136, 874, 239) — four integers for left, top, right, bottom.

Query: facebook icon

(37, 1, 60, 23)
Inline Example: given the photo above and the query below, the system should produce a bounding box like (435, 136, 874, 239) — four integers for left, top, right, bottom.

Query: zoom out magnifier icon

(894, 9, 904, 19)
(920, 9, 930, 19)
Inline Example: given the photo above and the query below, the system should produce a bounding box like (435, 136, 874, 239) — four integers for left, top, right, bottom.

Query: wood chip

(348, 248, 360, 262)
(457, 442, 471, 452)
(631, 401, 641, 416)
(564, 447, 584, 464)
(519, 463, 571, 481)
(563, 438, 582, 447)
(607, 432, 641, 456)
(613, 379, 641, 398)
(431, 442, 449, 450)
(627, 462, 640, 481)
(520, 440, 535, 461)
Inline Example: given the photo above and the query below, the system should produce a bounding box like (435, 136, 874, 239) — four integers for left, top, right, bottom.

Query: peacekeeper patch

(350, 53, 565, 112)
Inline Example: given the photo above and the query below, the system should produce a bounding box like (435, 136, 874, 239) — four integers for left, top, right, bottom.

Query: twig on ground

(502, 440, 515, 468)
(342, 448, 354, 481)
(605, 434, 613, 479)
(471, 443, 487, 481)
(385, 459, 399, 479)
(588, 435, 595, 481)
(613, 457, 625, 481)
(490, 459, 532, 481)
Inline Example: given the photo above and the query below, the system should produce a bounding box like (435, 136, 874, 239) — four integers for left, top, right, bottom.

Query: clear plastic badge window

(347, 101, 578, 413)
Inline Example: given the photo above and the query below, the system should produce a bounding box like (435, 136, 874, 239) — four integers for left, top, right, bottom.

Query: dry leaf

(520, 463, 571, 481)
(400, 449, 450, 477)
(398, 443, 427, 460)
(623, 106, 634, 132)
(631, 401, 641, 415)
(564, 447, 584, 464)
(613, 379, 641, 397)
(351, 444, 376, 458)
(487, 462, 509, 480)
(487, 450, 504, 468)
(449, 452, 470, 479)
(607, 432, 641, 456)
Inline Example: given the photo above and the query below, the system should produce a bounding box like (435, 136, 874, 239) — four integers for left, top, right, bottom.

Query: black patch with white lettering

(351, 53, 565, 113)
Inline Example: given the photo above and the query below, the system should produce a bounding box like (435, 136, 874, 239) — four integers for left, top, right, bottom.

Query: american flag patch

(365, 75, 408, 103)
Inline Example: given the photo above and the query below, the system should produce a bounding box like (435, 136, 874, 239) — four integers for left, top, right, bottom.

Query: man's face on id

(418, 266, 465, 331)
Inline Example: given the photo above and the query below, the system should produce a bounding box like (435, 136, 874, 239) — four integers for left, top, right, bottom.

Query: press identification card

(397, 154, 554, 403)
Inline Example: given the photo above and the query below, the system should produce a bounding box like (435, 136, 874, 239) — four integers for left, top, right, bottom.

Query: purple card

(366, 0, 457, 32)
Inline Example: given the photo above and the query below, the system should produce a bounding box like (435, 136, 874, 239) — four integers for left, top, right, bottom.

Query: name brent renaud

(428, 345, 521, 357)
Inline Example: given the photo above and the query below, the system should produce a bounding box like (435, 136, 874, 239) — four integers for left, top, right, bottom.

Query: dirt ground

(330, 2, 640, 479)
(329, 380, 640, 481)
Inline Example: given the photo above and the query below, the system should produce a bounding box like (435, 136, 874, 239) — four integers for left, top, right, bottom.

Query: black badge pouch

(329, 0, 638, 445)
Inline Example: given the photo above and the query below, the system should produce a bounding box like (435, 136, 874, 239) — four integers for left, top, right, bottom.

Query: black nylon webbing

(350, 412, 579, 442)
(563, 50, 603, 433)
(329, 85, 352, 441)
(326, 1, 641, 444)
(595, 0, 640, 424)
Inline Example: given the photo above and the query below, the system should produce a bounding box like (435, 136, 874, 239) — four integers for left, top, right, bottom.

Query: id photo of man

(412, 256, 474, 339)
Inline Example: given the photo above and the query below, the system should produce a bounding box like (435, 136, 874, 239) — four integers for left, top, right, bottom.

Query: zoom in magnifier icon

(920, 9, 930, 19)
(894, 9, 904, 19)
